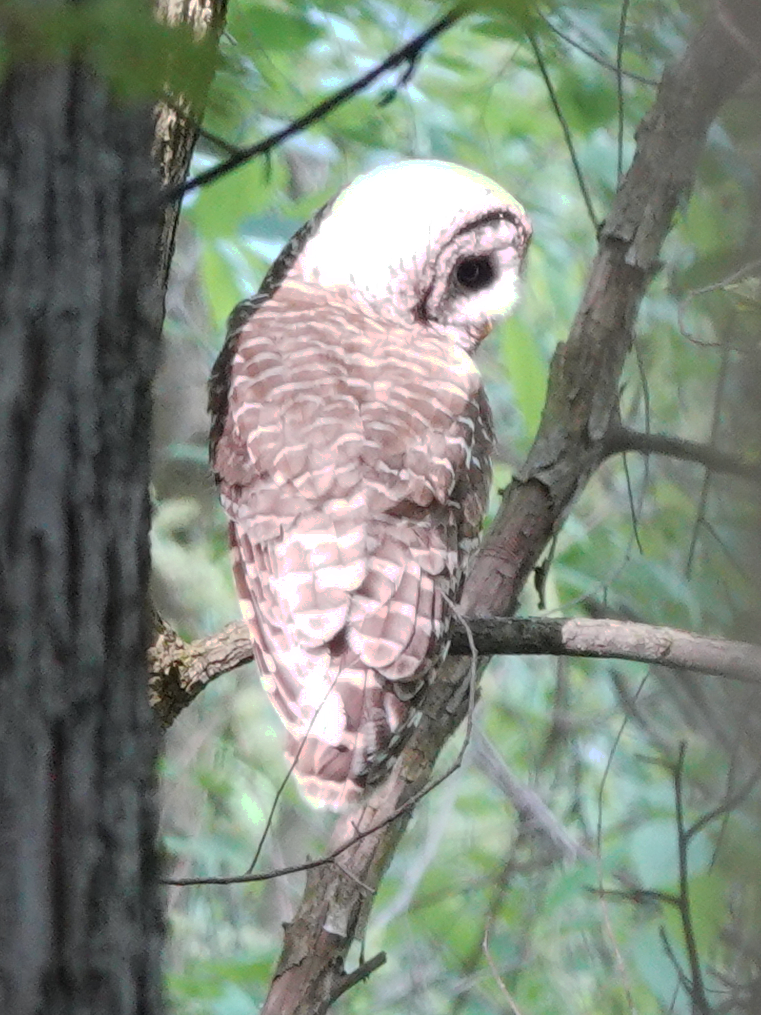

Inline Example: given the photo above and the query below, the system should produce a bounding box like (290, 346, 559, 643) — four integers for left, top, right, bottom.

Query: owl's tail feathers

(284, 731, 366, 811)
(283, 666, 416, 812)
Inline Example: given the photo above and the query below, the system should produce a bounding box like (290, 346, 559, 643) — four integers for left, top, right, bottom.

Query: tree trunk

(0, 65, 164, 1015)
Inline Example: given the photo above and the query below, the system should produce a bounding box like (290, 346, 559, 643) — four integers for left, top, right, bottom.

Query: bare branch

(603, 425, 761, 484)
(469, 729, 593, 862)
(454, 617, 761, 683)
(672, 745, 712, 1014)
(150, 614, 761, 730)
(483, 926, 526, 1015)
(541, 16, 658, 86)
(148, 614, 250, 726)
(527, 28, 600, 230)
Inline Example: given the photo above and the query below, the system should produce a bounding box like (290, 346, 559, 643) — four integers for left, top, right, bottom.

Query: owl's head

(284, 160, 531, 350)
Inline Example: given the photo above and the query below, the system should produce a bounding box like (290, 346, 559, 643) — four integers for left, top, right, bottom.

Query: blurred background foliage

(155, 1, 761, 1011)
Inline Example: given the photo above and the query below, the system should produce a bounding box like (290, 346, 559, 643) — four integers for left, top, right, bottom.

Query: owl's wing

(212, 281, 493, 809)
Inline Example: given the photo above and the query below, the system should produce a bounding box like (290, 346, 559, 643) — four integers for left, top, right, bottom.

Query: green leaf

(499, 317, 548, 437)
(630, 819, 713, 889)
(200, 244, 243, 330)
(191, 159, 282, 241)
(230, 2, 322, 52)
(0, 0, 215, 102)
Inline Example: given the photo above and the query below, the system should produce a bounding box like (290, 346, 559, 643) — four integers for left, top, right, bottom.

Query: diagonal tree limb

(251, 5, 761, 1012)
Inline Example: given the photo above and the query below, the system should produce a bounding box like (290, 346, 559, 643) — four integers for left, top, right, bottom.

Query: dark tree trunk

(0, 65, 164, 1015)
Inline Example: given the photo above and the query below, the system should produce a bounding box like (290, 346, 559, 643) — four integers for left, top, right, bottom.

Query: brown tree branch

(455, 617, 761, 683)
(603, 425, 761, 484)
(328, 952, 387, 1005)
(148, 613, 249, 726)
(149, 614, 761, 729)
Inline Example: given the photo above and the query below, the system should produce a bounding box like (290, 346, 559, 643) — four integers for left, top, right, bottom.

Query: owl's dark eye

(454, 255, 496, 292)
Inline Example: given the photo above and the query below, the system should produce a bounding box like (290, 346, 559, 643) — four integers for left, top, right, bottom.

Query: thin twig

(620, 341, 652, 557)
(589, 886, 680, 907)
(526, 29, 600, 230)
(331, 859, 375, 895)
(161, 6, 464, 205)
(451, 851, 520, 1015)
(702, 519, 752, 583)
(615, 0, 631, 181)
(595, 674, 647, 1014)
(161, 97, 245, 156)
(676, 256, 761, 342)
(621, 451, 644, 555)
(633, 339, 652, 442)
(245, 669, 343, 874)
(659, 926, 693, 999)
(672, 744, 712, 1014)
(685, 758, 761, 842)
(541, 16, 658, 86)
(444, 591, 480, 751)
(378, 47, 421, 106)
(686, 342, 731, 576)
(197, 126, 244, 157)
(482, 926, 525, 1015)
(164, 670, 483, 889)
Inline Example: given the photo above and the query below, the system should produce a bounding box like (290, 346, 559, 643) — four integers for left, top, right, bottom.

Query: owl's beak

(475, 320, 493, 344)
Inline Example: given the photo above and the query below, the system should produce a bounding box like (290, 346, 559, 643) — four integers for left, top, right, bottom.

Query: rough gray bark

(0, 65, 164, 1015)
(0, 0, 228, 1002)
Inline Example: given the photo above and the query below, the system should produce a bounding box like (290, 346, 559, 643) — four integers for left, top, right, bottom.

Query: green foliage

(0, 0, 215, 101)
(153, 1, 761, 1012)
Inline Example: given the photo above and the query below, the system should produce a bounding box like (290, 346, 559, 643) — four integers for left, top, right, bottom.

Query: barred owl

(210, 160, 531, 809)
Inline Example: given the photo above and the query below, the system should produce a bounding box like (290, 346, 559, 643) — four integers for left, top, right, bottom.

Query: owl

(210, 160, 531, 809)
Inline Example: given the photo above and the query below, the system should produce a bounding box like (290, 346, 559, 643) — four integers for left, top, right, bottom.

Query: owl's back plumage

(210, 161, 530, 809)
